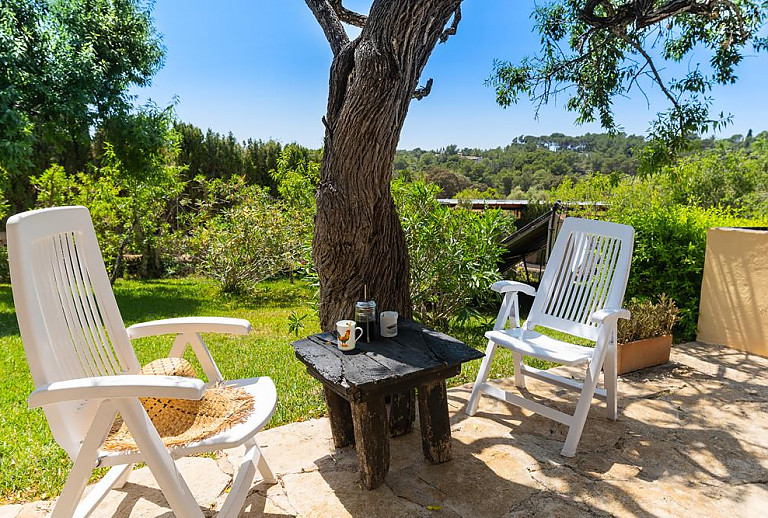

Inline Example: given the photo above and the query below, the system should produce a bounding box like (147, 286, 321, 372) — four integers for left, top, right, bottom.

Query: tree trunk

(312, 0, 461, 330)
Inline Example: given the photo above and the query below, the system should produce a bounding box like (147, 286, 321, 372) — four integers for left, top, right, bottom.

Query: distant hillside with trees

(394, 131, 768, 198)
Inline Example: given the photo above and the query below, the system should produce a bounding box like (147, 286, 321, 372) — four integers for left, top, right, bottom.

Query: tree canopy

(0, 0, 164, 203)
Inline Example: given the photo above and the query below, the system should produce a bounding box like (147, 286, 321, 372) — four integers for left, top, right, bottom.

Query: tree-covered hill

(393, 131, 768, 198)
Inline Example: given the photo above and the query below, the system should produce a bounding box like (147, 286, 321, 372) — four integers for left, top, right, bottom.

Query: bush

(618, 205, 767, 341)
(197, 188, 307, 294)
(393, 178, 515, 327)
(269, 145, 318, 276)
(661, 137, 768, 217)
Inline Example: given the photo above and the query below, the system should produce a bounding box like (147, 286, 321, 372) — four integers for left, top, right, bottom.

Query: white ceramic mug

(336, 320, 363, 351)
(380, 311, 398, 337)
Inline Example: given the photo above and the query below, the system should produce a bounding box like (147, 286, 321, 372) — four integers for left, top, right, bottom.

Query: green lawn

(0, 276, 584, 504)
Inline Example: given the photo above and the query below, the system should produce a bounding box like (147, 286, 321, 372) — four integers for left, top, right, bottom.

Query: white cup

(336, 320, 363, 351)
(380, 311, 398, 337)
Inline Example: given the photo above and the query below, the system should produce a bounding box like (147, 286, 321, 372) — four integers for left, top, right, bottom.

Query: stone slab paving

(4, 341, 768, 517)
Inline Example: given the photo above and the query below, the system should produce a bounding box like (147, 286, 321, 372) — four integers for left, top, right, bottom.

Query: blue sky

(132, 1, 768, 150)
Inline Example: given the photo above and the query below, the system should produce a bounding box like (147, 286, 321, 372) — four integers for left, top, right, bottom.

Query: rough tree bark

(306, 0, 462, 330)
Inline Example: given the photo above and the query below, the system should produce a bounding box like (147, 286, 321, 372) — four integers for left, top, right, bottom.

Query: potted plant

(616, 295, 679, 374)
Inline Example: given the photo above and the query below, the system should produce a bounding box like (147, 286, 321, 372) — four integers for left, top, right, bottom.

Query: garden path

(3, 341, 767, 517)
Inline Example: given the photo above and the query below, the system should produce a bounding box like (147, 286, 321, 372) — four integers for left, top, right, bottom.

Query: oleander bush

(196, 187, 307, 294)
(392, 177, 515, 327)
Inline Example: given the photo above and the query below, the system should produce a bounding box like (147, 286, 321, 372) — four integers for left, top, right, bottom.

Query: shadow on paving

(311, 342, 768, 517)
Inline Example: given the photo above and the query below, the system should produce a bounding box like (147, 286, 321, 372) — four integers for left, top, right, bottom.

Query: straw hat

(102, 357, 253, 452)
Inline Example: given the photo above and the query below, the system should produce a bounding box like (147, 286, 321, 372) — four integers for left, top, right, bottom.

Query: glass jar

(355, 300, 377, 343)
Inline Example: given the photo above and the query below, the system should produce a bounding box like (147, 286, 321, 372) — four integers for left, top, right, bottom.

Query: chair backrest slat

(572, 234, 612, 323)
(562, 234, 604, 322)
(67, 232, 123, 375)
(34, 237, 85, 380)
(526, 218, 634, 341)
(54, 233, 105, 376)
(7, 206, 140, 457)
(541, 230, 581, 318)
(551, 231, 589, 320)
(582, 236, 622, 324)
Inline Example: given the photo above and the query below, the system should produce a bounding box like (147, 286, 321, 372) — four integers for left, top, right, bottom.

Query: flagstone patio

(3, 341, 767, 518)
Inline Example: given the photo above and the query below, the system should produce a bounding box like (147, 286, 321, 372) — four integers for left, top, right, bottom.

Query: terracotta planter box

(617, 334, 672, 375)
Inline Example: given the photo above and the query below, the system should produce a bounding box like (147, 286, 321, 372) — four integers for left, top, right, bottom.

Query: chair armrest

(491, 280, 536, 297)
(126, 317, 252, 339)
(28, 375, 206, 408)
(590, 308, 631, 326)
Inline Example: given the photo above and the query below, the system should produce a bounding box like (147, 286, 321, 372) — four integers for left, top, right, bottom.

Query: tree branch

(412, 78, 433, 100)
(580, 0, 719, 30)
(305, 0, 350, 56)
(613, 29, 679, 110)
(329, 0, 367, 28)
(326, 38, 360, 127)
(439, 6, 461, 43)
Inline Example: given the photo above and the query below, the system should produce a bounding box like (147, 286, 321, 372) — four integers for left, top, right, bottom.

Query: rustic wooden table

(292, 319, 483, 489)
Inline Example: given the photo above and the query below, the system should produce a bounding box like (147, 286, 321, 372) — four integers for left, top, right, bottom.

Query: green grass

(0, 276, 593, 504)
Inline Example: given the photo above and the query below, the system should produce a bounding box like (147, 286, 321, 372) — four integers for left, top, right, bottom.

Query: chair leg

(52, 450, 100, 518)
(513, 351, 526, 388)
(51, 405, 117, 518)
(467, 341, 497, 416)
(603, 342, 618, 420)
(74, 464, 133, 518)
(113, 463, 134, 489)
(117, 400, 204, 518)
(255, 445, 276, 484)
(561, 361, 602, 457)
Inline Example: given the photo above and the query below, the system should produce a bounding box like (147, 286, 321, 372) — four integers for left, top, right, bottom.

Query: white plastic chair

(466, 217, 634, 457)
(7, 206, 277, 518)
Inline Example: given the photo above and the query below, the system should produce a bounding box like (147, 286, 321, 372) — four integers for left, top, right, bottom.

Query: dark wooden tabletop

(292, 319, 484, 398)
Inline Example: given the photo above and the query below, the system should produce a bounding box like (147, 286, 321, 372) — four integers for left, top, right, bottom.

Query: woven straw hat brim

(101, 357, 254, 453)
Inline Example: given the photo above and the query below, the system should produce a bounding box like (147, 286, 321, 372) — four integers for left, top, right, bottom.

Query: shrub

(392, 178, 515, 327)
(269, 145, 319, 211)
(618, 205, 767, 341)
(660, 137, 768, 217)
(618, 295, 679, 343)
(30, 146, 187, 280)
(269, 145, 318, 276)
(197, 188, 306, 294)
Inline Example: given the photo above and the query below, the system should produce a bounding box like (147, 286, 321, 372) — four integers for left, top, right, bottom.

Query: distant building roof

(438, 199, 528, 210)
(437, 199, 606, 210)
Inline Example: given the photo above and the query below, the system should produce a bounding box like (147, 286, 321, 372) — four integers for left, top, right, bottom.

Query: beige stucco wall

(697, 227, 768, 357)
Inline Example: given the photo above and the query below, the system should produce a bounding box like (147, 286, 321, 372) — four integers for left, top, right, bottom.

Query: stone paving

(3, 341, 768, 517)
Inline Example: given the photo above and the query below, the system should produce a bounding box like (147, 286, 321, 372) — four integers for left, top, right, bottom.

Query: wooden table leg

(324, 386, 354, 448)
(350, 395, 390, 489)
(417, 379, 452, 464)
(389, 388, 415, 437)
